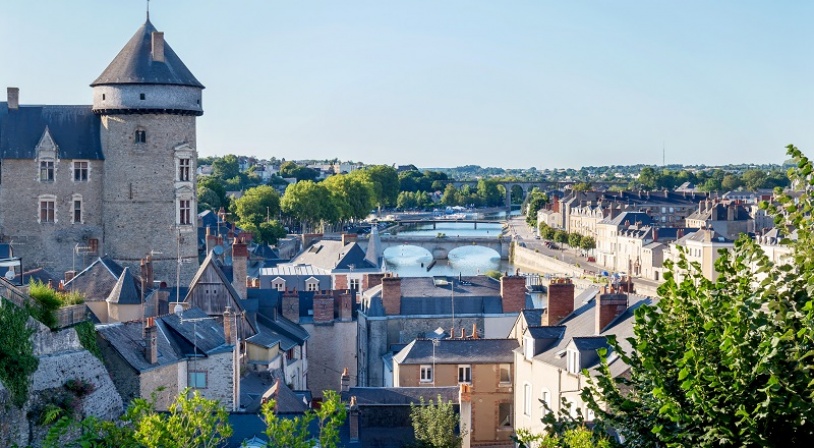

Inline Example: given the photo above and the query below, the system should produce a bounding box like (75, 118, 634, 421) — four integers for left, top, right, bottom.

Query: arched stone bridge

(450, 180, 629, 207)
(365, 235, 511, 260)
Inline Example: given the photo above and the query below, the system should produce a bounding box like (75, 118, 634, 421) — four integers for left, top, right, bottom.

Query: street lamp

(431, 337, 440, 386)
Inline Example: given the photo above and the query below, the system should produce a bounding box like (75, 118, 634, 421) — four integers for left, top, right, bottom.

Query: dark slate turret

(91, 19, 203, 116)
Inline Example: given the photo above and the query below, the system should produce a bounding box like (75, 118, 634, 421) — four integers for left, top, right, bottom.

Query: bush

(0, 299, 39, 407)
(74, 321, 102, 360)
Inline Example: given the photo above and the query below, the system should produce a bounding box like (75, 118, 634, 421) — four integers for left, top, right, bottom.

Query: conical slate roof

(91, 19, 204, 88)
(105, 267, 142, 305)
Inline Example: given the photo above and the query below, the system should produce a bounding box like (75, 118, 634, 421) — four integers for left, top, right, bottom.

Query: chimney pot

(7, 87, 19, 109)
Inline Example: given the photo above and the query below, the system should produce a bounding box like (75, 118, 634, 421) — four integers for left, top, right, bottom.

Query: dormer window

(524, 336, 535, 360)
(305, 277, 319, 292)
(135, 129, 146, 144)
(272, 277, 286, 292)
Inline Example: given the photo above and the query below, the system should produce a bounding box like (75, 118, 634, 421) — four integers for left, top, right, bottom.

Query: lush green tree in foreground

(258, 390, 347, 448)
(409, 395, 464, 448)
(581, 145, 814, 447)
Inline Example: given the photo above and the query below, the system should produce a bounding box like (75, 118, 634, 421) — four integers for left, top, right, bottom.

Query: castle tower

(91, 18, 203, 285)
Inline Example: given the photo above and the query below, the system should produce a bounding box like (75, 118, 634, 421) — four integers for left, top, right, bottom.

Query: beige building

(511, 284, 650, 437)
(666, 229, 734, 281)
(393, 337, 519, 447)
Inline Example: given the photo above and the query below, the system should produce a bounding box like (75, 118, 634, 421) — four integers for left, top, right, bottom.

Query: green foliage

(553, 230, 568, 245)
(399, 170, 449, 193)
(281, 180, 337, 231)
(485, 270, 503, 280)
(410, 395, 464, 448)
(323, 172, 376, 221)
(578, 236, 596, 252)
(582, 146, 814, 447)
(397, 190, 433, 210)
(212, 154, 241, 181)
(27, 280, 62, 328)
(280, 161, 319, 182)
(0, 299, 38, 407)
(258, 390, 346, 448)
(361, 165, 400, 207)
(567, 233, 582, 250)
(514, 426, 613, 448)
(232, 185, 287, 244)
(46, 388, 232, 448)
(74, 321, 102, 360)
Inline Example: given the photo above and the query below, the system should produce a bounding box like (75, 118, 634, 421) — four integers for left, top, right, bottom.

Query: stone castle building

(0, 16, 202, 284)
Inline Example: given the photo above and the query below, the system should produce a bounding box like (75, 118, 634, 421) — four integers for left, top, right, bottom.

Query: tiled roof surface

(394, 338, 518, 365)
(0, 104, 103, 160)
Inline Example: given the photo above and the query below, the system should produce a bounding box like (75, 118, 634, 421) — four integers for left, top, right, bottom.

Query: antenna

(146, 0, 150, 20)
(662, 141, 666, 167)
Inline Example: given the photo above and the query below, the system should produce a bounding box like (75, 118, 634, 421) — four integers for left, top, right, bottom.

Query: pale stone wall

(100, 114, 198, 285)
(0, 157, 104, 275)
(188, 350, 235, 410)
(302, 320, 357, 398)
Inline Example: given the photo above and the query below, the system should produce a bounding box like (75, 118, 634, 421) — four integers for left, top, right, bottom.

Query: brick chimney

(366, 272, 386, 289)
(341, 233, 357, 246)
(223, 306, 234, 345)
(151, 31, 165, 62)
(281, 289, 300, 322)
(232, 239, 248, 300)
(144, 317, 158, 365)
(340, 367, 350, 392)
(313, 292, 334, 324)
(543, 278, 575, 325)
(338, 290, 353, 322)
(500, 275, 526, 313)
(64, 270, 77, 283)
(206, 227, 218, 255)
(7, 87, 19, 110)
(381, 276, 402, 315)
(596, 292, 628, 334)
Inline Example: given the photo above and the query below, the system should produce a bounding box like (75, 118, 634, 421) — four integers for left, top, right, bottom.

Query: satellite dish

(213, 245, 224, 256)
(173, 303, 184, 317)
(4, 270, 14, 280)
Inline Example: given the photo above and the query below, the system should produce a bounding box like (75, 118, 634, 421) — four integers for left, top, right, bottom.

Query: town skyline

(1, 1, 812, 169)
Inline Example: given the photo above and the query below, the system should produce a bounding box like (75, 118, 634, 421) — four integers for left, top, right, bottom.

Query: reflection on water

(384, 244, 513, 277)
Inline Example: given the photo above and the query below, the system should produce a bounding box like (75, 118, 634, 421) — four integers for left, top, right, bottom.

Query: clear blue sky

(1, 1, 812, 169)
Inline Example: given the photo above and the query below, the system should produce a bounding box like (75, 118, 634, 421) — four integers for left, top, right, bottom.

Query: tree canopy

(581, 145, 814, 447)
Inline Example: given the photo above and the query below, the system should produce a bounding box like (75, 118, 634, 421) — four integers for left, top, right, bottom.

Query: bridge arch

(382, 245, 433, 264)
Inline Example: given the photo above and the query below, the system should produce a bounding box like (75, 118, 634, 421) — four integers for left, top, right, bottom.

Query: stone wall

(0, 157, 104, 275)
(513, 244, 582, 277)
(0, 319, 123, 448)
(303, 321, 357, 398)
(100, 114, 198, 285)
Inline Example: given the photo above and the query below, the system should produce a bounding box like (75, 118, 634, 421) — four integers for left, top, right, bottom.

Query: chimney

(460, 328, 466, 339)
(145, 317, 158, 364)
(349, 396, 360, 442)
(652, 227, 659, 242)
(206, 227, 218, 254)
(6, 87, 19, 110)
(232, 239, 248, 300)
(338, 290, 353, 322)
(281, 290, 300, 322)
(341, 233, 357, 246)
(366, 272, 386, 288)
(223, 306, 234, 345)
(596, 292, 628, 334)
(500, 275, 526, 313)
(470, 323, 478, 339)
(543, 278, 575, 325)
(340, 367, 350, 392)
(313, 292, 334, 324)
(64, 270, 77, 283)
(151, 31, 165, 62)
(381, 276, 402, 315)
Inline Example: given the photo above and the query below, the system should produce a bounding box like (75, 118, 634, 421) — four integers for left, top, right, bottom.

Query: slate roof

(91, 19, 204, 88)
(0, 104, 103, 160)
(160, 307, 231, 356)
(600, 211, 653, 227)
(526, 326, 566, 340)
(0, 243, 10, 259)
(97, 318, 180, 372)
(362, 276, 510, 317)
(65, 256, 137, 302)
(521, 293, 653, 378)
(393, 338, 518, 365)
(105, 267, 142, 305)
(341, 387, 459, 406)
(519, 309, 543, 328)
(290, 240, 377, 272)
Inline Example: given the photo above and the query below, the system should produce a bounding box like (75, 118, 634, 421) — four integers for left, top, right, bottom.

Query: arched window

(135, 129, 146, 144)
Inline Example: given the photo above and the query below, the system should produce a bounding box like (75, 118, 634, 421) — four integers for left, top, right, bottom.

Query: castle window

(178, 158, 191, 182)
(39, 196, 56, 223)
(135, 129, 147, 144)
(140, 93, 146, 100)
(73, 199, 82, 224)
(73, 161, 88, 181)
(179, 199, 191, 225)
(40, 160, 54, 182)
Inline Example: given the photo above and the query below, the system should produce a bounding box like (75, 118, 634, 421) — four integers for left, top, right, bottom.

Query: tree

(410, 395, 464, 448)
(281, 180, 337, 231)
(741, 169, 768, 191)
(361, 165, 399, 208)
(197, 186, 222, 212)
(232, 185, 285, 244)
(280, 161, 319, 182)
(582, 146, 814, 447)
(579, 236, 596, 253)
(721, 173, 743, 191)
(441, 184, 460, 206)
(198, 176, 229, 210)
(540, 224, 556, 241)
(568, 232, 583, 254)
(323, 173, 375, 222)
(211, 154, 241, 181)
(45, 388, 232, 448)
(258, 390, 347, 448)
(571, 182, 592, 192)
(477, 179, 503, 207)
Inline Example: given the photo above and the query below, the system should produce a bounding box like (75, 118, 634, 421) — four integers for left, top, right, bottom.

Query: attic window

(102, 94, 106, 101)
(567, 349, 580, 375)
(140, 93, 146, 100)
